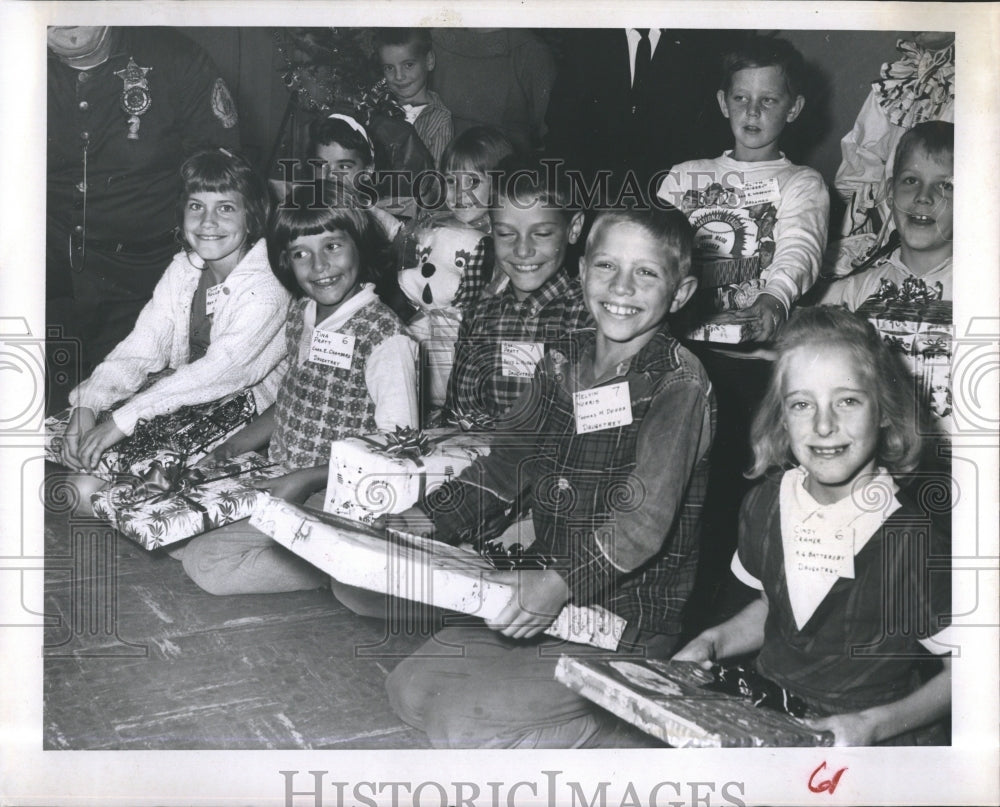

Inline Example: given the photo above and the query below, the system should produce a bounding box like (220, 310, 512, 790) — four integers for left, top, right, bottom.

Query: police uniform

(47, 27, 239, 408)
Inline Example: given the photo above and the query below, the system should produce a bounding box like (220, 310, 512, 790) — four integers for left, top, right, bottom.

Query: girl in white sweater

(60, 149, 291, 484)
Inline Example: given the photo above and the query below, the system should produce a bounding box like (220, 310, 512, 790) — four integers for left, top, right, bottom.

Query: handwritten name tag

(308, 330, 356, 370)
(205, 284, 224, 316)
(792, 522, 855, 579)
(741, 177, 781, 207)
(501, 341, 544, 378)
(574, 381, 633, 434)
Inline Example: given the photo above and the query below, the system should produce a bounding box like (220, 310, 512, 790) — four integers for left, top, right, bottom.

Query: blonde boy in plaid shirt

(385, 206, 715, 748)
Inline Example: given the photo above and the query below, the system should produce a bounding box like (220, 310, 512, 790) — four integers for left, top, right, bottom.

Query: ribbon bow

(873, 39, 955, 128)
(871, 276, 943, 305)
(379, 426, 433, 461)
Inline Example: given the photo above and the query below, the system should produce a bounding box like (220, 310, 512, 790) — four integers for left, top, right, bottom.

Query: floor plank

(42, 465, 431, 750)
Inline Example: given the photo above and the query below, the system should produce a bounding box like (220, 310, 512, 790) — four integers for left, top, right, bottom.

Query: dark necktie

(633, 29, 651, 96)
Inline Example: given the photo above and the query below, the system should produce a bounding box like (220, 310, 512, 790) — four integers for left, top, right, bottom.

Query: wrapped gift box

(685, 320, 753, 344)
(324, 427, 491, 524)
(857, 288, 953, 428)
(250, 496, 625, 649)
(554, 656, 833, 748)
(91, 451, 285, 550)
(45, 389, 257, 482)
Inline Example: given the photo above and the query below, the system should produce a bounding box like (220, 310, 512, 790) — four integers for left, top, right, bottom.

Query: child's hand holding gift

(61, 407, 97, 470)
(486, 569, 569, 640)
(77, 417, 127, 473)
(378, 507, 436, 541)
(714, 293, 787, 343)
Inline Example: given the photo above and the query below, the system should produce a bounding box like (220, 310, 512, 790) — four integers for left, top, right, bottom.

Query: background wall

(178, 26, 913, 219)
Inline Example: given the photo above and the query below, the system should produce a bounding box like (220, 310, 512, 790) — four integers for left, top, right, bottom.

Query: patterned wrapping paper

(856, 292, 953, 427)
(323, 427, 492, 524)
(90, 452, 286, 550)
(685, 320, 754, 344)
(45, 388, 258, 482)
(554, 656, 834, 748)
(250, 495, 626, 649)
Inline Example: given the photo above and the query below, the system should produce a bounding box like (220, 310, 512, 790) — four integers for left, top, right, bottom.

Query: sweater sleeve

(562, 371, 713, 605)
(760, 168, 830, 313)
(69, 256, 184, 417)
(365, 333, 419, 431)
(109, 269, 290, 435)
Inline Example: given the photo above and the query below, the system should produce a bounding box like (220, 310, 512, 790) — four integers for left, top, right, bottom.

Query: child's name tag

(741, 177, 781, 207)
(501, 341, 544, 378)
(307, 330, 356, 370)
(205, 284, 224, 316)
(792, 522, 855, 579)
(573, 381, 633, 434)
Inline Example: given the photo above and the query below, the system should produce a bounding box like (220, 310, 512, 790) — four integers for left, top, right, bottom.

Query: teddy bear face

(398, 223, 484, 312)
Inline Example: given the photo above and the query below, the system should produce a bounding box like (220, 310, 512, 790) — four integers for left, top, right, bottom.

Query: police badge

(114, 57, 153, 140)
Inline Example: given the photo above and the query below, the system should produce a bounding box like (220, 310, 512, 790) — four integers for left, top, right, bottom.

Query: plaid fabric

(427, 325, 716, 636)
(270, 297, 406, 468)
(445, 270, 592, 430)
(450, 236, 495, 314)
(738, 476, 953, 717)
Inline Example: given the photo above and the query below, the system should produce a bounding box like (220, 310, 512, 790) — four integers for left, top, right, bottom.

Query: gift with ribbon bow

(857, 287, 953, 431)
(45, 388, 258, 482)
(323, 427, 492, 525)
(90, 451, 286, 549)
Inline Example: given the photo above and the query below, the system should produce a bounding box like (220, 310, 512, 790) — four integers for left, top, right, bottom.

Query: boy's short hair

(374, 28, 433, 58)
(894, 120, 955, 174)
(720, 35, 805, 98)
(490, 154, 579, 220)
(585, 208, 694, 282)
(440, 125, 516, 175)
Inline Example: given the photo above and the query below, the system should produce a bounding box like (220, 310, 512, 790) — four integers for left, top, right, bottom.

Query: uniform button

(80, 131, 89, 141)
(78, 100, 89, 111)
(75, 181, 86, 193)
(78, 72, 88, 83)
(556, 477, 571, 490)
(73, 225, 84, 234)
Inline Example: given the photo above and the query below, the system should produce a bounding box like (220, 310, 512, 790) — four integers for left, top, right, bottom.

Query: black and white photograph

(1, 2, 998, 806)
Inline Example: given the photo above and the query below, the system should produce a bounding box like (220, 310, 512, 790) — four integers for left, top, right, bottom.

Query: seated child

(375, 28, 453, 164)
(655, 36, 829, 622)
(656, 35, 829, 346)
(304, 113, 403, 242)
(821, 121, 953, 307)
(674, 305, 952, 746)
(835, 34, 954, 238)
(384, 207, 716, 748)
(173, 181, 419, 595)
(60, 149, 290, 496)
(444, 155, 592, 430)
(398, 126, 514, 414)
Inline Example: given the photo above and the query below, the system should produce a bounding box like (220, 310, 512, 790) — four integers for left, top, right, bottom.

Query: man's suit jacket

(545, 29, 738, 195)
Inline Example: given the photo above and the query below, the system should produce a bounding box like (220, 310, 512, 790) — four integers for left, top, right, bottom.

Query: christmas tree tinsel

(273, 27, 404, 124)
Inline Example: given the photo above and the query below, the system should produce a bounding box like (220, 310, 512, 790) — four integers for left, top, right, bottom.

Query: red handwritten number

(808, 761, 848, 794)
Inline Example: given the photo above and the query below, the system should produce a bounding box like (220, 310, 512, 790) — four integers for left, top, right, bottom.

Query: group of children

(55, 33, 954, 749)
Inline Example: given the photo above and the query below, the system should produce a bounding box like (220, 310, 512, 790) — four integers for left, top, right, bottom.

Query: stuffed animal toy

(399, 213, 490, 411)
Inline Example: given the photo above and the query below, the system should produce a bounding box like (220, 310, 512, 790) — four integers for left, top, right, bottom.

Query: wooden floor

(42, 463, 432, 750)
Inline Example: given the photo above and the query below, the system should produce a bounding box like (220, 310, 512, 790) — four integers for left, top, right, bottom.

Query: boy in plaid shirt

(385, 206, 716, 748)
(445, 158, 592, 430)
